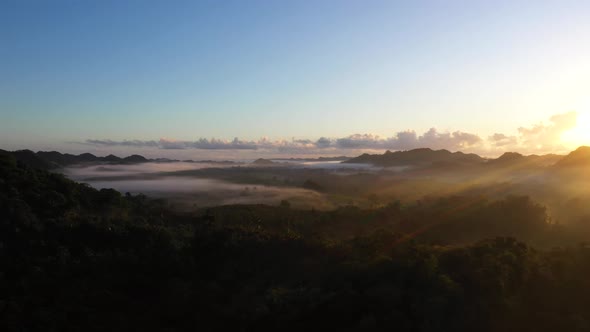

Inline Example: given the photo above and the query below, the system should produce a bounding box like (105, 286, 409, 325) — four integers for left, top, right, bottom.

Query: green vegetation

(3, 152, 590, 331)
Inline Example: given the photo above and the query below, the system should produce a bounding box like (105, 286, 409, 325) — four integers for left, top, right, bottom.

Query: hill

(252, 158, 276, 165)
(0, 149, 151, 169)
(486, 152, 563, 169)
(0, 149, 56, 169)
(4, 146, 590, 331)
(553, 146, 590, 169)
(122, 154, 149, 163)
(344, 148, 570, 171)
(343, 148, 485, 167)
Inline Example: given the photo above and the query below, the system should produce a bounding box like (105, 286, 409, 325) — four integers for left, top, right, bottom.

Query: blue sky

(1, 0, 589, 158)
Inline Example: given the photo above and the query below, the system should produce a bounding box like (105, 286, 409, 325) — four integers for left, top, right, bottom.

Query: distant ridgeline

(344, 148, 485, 167)
(0, 149, 156, 170)
(2, 146, 590, 171)
(552, 146, 590, 168)
(344, 147, 590, 170)
(5, 145, 590, 330)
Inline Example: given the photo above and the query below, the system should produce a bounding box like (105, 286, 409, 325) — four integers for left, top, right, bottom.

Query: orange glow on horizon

(562, 110, 590, 148)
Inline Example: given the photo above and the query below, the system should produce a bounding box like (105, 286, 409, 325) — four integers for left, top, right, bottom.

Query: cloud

(85, 138, 260, 150)
(316, 137, 332, 148)
(330, 129, 482, 151)
(335, 134, 383, 149)
(83, 129, 485, 153)
(516, 111, 577, 150)
(84, 139, 160, 148)
(79, 112, 578, 156)
(158, 138, 188, 150)
(488, 133, 518, 147)
(487, 111, 577, 154)
(413, 128, 482, 150)
(189, 138, 258, 150)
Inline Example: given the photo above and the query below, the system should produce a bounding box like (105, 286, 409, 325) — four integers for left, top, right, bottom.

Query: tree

(367, 193, 379, 207)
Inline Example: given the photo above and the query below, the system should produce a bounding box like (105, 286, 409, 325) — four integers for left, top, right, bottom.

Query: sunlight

(562, 109, 590, 147)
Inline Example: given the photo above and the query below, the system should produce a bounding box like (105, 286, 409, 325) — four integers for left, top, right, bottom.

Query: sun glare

(562, 111, 590, 147)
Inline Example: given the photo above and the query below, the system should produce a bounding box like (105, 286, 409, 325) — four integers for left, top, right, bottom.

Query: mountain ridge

(0, 149, 154, 170)
(553, 146, 590, 169)
(342, 147, 577, 169)
(2, 147, 588, 170)
(343, 148, 485, 167)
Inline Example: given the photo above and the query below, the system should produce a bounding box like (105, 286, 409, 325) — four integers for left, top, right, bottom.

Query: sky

(1, 0, 590, 159)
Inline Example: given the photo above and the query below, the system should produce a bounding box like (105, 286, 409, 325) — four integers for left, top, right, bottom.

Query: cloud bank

(83, 130, 482, 152)
(81, 112, 578, 156)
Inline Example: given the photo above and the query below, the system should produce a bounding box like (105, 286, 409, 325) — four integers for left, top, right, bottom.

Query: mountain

(122, 154, 149, 163)
(271, 156, 351, 162)
(0, 150, 151, 169)
(487, 152, 562, 169)
(0, 149, 56, 170)
(488, 152, 526, 165)
(35, 151, 108, 166)
(252, 158, 276, 165)
(78, 152, 102, 162)
(553, 146, 590, 169)
(102, 154, 122, 162)
(343, 148, 485, 167)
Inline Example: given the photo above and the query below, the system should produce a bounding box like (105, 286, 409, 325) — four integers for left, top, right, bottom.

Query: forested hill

(343, 147, 581, 169)
(3, 146, 586, 172)
(553, 146, 590, 169)
(3, 152, 590, 331)
(0, 149, 150, 170)
(344, 148, 485, 167)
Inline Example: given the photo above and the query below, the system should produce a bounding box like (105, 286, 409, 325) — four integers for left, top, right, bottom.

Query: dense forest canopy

(3, 149, 590, 331)
(5, 0, 590, 330)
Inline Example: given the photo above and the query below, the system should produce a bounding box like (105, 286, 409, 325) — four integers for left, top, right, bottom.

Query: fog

(63, 162, 334, 210)
(61, 158, 590, 223)
(64, 162, 241, 178)
(281, 161, 375, 169)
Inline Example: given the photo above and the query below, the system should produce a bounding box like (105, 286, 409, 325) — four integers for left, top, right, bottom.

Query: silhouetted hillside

(344, 148, 485, 167)
(271, 156, 351, 162)
(122, 154, 149, 163)
(0, 149, 56, 169)
(103, 154, 122, 162)
(553, 146, 590, 168)
(343, 148, 572, 171)
(0, 150, 151, 169)
(252, 158, 276, 165)
(5, 147, 590, 331)
(78, 152, 102, 162)
(37, 151, 86, 165)
(486, 152, 562, 169)
(490, 152, 525, 164)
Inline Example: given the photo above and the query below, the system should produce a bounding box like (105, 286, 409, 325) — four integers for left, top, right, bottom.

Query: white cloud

(489, 133, 518, 147)
(516, 111, 577, 152)
(79, 112, 579, 156)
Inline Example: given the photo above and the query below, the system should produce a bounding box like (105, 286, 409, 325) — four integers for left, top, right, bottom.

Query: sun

(562, 111, 590, 147)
